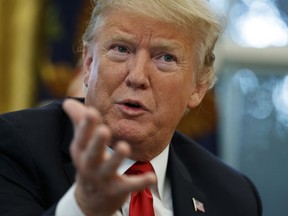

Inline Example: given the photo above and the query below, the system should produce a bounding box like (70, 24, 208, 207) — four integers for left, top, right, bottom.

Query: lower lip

(117, 104, 147, 116)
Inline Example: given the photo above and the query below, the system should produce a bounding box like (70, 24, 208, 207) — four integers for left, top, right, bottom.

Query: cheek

(155, 79, 190, 118)
(86, 61, 129, 108)
(157, 75, 192, 102)
(88, 62, 118, 90)
(97, 59, 128, 84)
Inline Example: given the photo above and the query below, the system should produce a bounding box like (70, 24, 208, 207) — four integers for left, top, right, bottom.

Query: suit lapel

(63, 162, 76, 184)
(168, 143, 210, 216)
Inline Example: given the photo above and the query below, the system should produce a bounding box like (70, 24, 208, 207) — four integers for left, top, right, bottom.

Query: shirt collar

(150, 144, 170, 200)
(106, 144, 170, 200)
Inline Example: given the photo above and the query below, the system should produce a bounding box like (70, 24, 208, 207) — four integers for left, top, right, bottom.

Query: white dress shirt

(56, 145, 173, 216)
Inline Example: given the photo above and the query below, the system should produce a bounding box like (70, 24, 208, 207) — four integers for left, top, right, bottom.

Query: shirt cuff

(56, 183, 84, 216)
(56, 183, 123, 216)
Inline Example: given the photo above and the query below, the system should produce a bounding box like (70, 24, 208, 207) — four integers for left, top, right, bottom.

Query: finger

(98, 141, 131, 180)
(63, 99, 103, 128)
(68, 105, 103, 167)
(72, 107, 103, 151)
(63, 99, 87, 127)
(80, 125, 111, 172)
(120, 173, 157, 193)
(70, 112, 101, 166)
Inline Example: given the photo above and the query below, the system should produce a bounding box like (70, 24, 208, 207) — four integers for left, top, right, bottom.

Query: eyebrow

(151, 38, 185, 55)
(109, 32, 137, 44)
(151, 39, 185, 53)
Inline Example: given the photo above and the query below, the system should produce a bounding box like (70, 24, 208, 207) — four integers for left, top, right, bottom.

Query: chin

(110, 122, 151, 144)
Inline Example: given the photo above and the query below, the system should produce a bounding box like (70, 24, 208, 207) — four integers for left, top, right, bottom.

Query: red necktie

(125, 162, 155, 216)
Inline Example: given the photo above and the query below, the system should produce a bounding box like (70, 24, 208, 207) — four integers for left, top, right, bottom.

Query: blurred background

(0, 0, 287, 215)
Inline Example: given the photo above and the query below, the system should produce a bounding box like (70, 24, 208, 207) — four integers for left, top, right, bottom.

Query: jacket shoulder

(0, 99, 66, 125)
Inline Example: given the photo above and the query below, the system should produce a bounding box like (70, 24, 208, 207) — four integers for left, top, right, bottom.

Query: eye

(153, 53, 178, 72)
(113, 45, 129, 53)
(156, 53, 176, 63)
(107, 45, 131, 62)
(163, 54, 175, 62)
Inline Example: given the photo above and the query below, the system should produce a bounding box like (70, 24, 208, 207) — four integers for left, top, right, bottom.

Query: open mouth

(124, 102, 142, 109)
(118, 99, 148, 113)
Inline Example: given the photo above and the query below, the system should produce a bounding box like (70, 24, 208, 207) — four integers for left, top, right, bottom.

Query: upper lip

(117, 99, 148, 111)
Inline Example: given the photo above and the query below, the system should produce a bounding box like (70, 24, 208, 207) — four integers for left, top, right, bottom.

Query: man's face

(83, 9, 207, 160)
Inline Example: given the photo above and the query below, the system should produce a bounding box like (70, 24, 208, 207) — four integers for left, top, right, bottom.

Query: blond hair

(83, 0, 224, 88)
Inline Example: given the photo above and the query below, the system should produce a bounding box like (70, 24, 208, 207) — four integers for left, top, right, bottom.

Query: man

(0, 0, 262, 215)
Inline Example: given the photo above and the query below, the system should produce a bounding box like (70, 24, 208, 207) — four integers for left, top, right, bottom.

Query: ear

(82, 46, 93, 87)
(187, 83, 208, 109)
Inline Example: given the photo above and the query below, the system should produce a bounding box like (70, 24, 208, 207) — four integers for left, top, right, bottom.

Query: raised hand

(63, 99, 156, 216)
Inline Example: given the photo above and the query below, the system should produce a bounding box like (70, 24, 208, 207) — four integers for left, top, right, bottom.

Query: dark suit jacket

(0, 99, 262, 216)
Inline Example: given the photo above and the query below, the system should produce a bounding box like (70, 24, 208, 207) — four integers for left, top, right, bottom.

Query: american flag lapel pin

(192, 197, 205, 213)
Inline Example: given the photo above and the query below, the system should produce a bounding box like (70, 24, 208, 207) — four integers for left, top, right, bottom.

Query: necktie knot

(126, 161, 154, 175)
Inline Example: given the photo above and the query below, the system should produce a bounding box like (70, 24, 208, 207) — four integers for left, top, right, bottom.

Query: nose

(125, 52, 150, 90)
